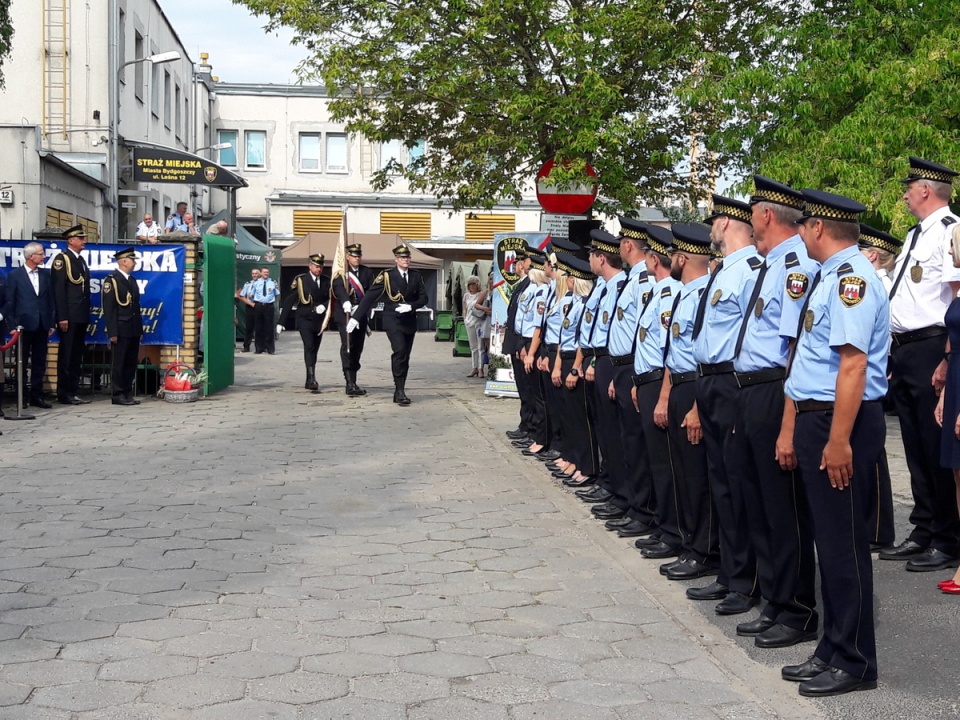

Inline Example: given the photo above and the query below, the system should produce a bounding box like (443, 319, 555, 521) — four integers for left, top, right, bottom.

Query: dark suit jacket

(101, 271, 142, 339)
(354, 266, 428, 334)
(51, 250, 91, 324)
(2, 266, 56, 333)
(278, 272, 331, 333)
(332, 265, 376, 324)
(502, 276, 530, 355)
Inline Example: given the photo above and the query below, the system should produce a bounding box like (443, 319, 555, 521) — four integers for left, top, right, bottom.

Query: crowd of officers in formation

(238, 243, 428, 405)
(502, 158, 960, 698)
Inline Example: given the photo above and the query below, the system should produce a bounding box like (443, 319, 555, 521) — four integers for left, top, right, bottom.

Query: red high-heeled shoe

(942, 583, 960, 595)
(938, 579, 957, 589)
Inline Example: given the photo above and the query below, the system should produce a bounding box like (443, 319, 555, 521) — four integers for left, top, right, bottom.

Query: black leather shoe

(59, 396, 82, 405)
(112, 398, 136, 406)
(73, 395, 90, 405)
(686, 581, 728, 601)
(736, 616, 776, 636)
(521, 448, 543, 456)
(634, 535, 663, 549)
(512, 439, 534, 448)
(715, 592, 759, 616)
(577, 487, 612, 502)
(591, 503, 626, 520)
(617, 520, 654, 538)
(877, 538, 926, 560)
(666, 558, 717, 581)
(29, 398, 53, 409)
(552, 470, 575, 479)
(782, 655, 829, 682)
(124, 396, 142, 405)
(563, 476, 595, 488)
(636, 542, 678, 560)
(905, 547, 960, 572)
(658, 556, 686, 574)
(798, 667, 877, 697)
(506, 429, 528, 439)
(755, 623, 817, 648)
(545, 463, 563, 472)
(604, 517, 633, 530)
(537, 450, 561, 461)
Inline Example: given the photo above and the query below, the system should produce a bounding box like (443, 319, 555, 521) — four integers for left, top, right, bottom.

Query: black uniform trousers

(667, 378, 719, 566)
(16, 329, 50, 401)
(525, 346, 549, 447)
(386, 326, 416, 382)
(57, 322, 87, 399)
(541, 359, 563, 456)
(868, 452, 896, 548)
(243, 304, 255, 350)
(637, 375, 682, 549)
(338, 319, 368, 374)
(253, 302, 275, 354)
(889, 334, 960, 554)
(697, 373, 757, 597)
(298, 324, 323, 368)
(512, 352, 535, 435)
(613, 363, 656, 526)
(729, 379, 817, 631)
(559, 356, 598, 476)
(111, 336, 140, 398)
(594, 355, 630, 510)
(795, 401, 882, 682)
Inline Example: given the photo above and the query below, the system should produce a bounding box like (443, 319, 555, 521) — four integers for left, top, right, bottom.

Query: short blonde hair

(466, 275, 481, 287)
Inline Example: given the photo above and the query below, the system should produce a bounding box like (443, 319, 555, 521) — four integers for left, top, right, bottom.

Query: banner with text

(0, 242, 185, 345)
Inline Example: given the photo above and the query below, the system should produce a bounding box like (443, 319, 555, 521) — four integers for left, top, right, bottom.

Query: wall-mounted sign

(131, 145, 246, 188)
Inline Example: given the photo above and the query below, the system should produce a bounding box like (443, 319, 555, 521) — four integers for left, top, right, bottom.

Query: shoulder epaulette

(747, 256, 763, 270)
(784, 252, 800, 268)
(616, 280, 626, 293)
(943, 216, 957, 227)
(660, 286, 672, 298)
(836, 262, 854, 276)
(373, 272, 385, 285)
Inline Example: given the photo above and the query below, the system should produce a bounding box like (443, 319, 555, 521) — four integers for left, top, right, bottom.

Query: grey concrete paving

(0, 329, 948, 718)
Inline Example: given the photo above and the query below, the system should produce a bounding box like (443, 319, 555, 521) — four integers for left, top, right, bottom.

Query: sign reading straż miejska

(132, 147, 246, 187)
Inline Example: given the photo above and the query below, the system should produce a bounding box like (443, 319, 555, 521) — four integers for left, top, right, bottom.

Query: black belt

(795, 399, 834, 413)
(697, 361, 735, 377)
(582, 348, 595, 359)
(670, 370, 698, 386)
(255, 301, 273, 305)
(560, 350, 577, 360)
(633, 368, 665, 387)
(735, 367, 786, 388)
(593, 348, 609, 358)
(611, 353, 634, 367)
(545, 344, 559, 354)
(891, 326, 946, 347)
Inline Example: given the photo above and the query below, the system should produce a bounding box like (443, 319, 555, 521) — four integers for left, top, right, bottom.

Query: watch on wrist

(570, 368, 580, 377)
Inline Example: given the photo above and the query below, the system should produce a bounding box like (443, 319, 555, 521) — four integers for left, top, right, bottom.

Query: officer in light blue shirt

(517, 250, 552, 454)
(251, 267, 280, 354)
(661, 223, 718, 581)
(781, 189, 888, 697)
(689, 195, 764, 613)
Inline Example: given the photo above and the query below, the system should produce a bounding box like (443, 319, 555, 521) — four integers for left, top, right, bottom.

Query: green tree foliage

(0, 0, 12, 88)
(235, 0, 791, 213)
(692, 0, 960, 231)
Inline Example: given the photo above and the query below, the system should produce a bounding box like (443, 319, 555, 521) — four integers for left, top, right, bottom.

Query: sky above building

(159, 0, 309, 84)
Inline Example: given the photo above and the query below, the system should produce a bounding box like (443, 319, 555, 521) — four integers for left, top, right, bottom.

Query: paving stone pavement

(1, 332, 836, 719)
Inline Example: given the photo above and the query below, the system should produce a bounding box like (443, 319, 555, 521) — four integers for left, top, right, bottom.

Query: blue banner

(0, 241, 185, 345)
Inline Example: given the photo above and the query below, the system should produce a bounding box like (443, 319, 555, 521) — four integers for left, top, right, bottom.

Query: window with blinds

(293, 210, 344, 236)
(77, 216, 100, 243)
(46, 207, 73, 230)
(465, 214, 515, 242)
(380, 212, 431, 240)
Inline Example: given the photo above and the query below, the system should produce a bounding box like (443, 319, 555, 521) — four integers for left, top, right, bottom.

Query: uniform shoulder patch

(943, 216, 957, 227)
(53, 257, 64, 270)
(373, 272, 385, 285)
(838, 275, 867, 307)
(785, 271, 809, 299)
(102, 279, 112, 294)
(836, 262, 855, 277)
(784, 252, 800, 268)
(747, 256, 764, 270)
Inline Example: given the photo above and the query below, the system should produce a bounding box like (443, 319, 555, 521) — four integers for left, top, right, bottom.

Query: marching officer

(277, 254, 330, 392)
(51, 225, 92, 405)
(882, 157, 960, 571)
(689, 196, 763, 614)
(101, 247, 143, 407)
(781, 189, 888, 697)
(349, 243, 428, 405)
(730, 176, 820, 649)
(333, 243, 376, 396)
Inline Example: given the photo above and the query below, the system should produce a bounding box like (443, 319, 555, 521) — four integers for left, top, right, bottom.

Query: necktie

(662, 291, 684, 363)
(692, 260, 723, 340)
(888, 225, 921, 300)
(585, 286, 609, 347)
(734, 260, 769, 358)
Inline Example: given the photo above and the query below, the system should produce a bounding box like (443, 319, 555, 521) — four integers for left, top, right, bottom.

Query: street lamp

(193, 142, 231, 154)
(110, 50, 182, 240)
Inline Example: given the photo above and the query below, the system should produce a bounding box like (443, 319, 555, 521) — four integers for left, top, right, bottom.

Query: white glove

(396, 303, 412, 314)
(315, 304, 326, 315)
(276, 324, 284, 335)
(342, 301, 353, 314)
(346, 318, 359, 333)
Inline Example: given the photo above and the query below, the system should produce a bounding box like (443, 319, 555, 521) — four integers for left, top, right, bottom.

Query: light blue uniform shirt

(588, 270, 627, 349)
(520, 283, 549, 338)
(513, 282, 534, 335)
(692, 245, 763, 364)
(539, 279, 558, 335)
(607, 264, 651, 357)
(665, 273, 710, 374)
(735, 235, 820, 373)
(785, 245, 890, 402)
(251, 277, 279, 303)
(634, 276, 682, 374)
(559, 294, 585, 352)
(576, 277, 607, 347)
(543, 287, 568, 346)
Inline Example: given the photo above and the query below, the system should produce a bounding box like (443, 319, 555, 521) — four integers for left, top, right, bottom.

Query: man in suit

(277, 253, 330, 392)
(0, 242, 56, 409)
(101, 247, 143, 407)
(502, 246, 531, 438)
(349, 243, 429, 405)
(51, 225, 92, 405)
(333, 243, 376, 396)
